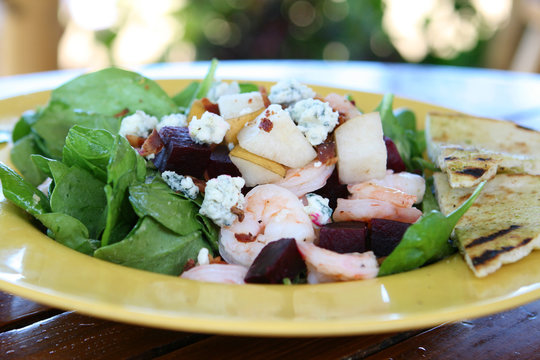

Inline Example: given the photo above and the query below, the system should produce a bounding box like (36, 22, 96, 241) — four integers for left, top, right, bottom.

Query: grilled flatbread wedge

(434, 172, 540, 277)
(426, 113, 540, 188)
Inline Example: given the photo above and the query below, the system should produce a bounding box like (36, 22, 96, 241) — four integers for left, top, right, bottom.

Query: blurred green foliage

(175, 0, 401, 62)
(173, 0, 504, 67)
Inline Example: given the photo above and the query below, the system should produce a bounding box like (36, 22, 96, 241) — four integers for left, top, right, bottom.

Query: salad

(0, 60, 483, 284)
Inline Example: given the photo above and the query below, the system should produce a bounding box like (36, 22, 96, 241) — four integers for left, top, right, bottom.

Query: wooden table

(0, 61, 539, 359)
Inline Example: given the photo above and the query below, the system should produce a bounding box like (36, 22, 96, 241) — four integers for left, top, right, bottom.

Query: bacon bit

(187, 176, 206, 193)
(114, 108, 130, 118)
(235, 233, 256, 243)
(316, 141, 338, 165)
(248, 98, 253, 104)
(183, 258, 196, 272)
(139, 129, 164, 156)
(259, 118, 273, 132)
(201, 98, 220, 115)
(338, 111, 348, 125)
(126, 135, 145, 148)
(209, 255, 227, 264)
(259, 86, 272, 108)
(230, 206, 245, 222)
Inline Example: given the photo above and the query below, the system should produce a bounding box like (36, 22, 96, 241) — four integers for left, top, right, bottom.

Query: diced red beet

(206, 145, 242, 179)
(317, 221, 368, 254)
(384, 136, 406, 172)
(152, 126, 211, 178)
(313, 168, 348, 209)
(370, 218, 411, 257)
(244, 238, 306, 284)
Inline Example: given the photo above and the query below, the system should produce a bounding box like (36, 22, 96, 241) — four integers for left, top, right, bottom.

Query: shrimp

(324, 93, 361, 121)
(296, 241, 378, 283)
(219, 184, 315, 267)
(181, 264, 247, 284)
(368, 170, 426, 204)
(347, 182, 417, 208)
(333, 198, 422, 223)
(273, 160, 335, 197)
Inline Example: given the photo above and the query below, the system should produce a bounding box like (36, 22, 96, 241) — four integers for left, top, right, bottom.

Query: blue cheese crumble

(188, 111, 230, 145)
(118, 110, 158, 138)
(208, 81, 240, 102)
(303, 193, 332, 227)
(199, 175, 245, 227)
(157, 113, 187, 131)
(268, 78, 316, 106)
(288, 98, 339, 145)
(161, 171, 199, 199)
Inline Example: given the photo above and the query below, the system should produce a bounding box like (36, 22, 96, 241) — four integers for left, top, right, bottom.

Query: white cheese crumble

(188, 111, 230, 145)
(199, 175, 245, 227)
(118, 110, 158, 138)
(157, 113, 187, 131)
(208, 81, 240, 102)
(197, 248, 210, 265)
(288, 98, 339, 145)
(217, 92, 264, 119)
(303, 193, 332, 227)
(161, 171, 200, 199)
(268, 78, 316, 106)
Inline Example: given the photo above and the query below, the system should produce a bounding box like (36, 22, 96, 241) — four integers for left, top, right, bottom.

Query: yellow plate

(1, 80, 539, 336)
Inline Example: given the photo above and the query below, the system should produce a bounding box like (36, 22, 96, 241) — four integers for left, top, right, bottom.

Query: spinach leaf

(421, 177, 440, 214)
(12, 110, 39, 143)
(378, 181, 486, 276)
(129, 182, 201, 236)
(101, 135, 146, 246)
(0, 162, 50, 216)
(194, 58, 218, 101)
(51, 68, 178, 118)
(172, 81, 199, 109)
(10, 135, 47, 186)
(196, 213, 219, 252)
(62, 126, 115, 182)
(49, 162, 108, 239)
(375, 95, 426, 171)
(35, 213, 99, 255)
(239, 83, 259, 93)
(32, 101, 120, 159)
(94, 217, 207, 275)
(30, 154, 56, 178)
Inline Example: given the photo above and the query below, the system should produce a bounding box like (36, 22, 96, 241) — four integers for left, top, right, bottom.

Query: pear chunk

(230, 156, 283, 187)
(229, 146, 287, 177)
(237, 104, 316, 168)
(225, 108, 264, 145)
(335, 112, 387, 184)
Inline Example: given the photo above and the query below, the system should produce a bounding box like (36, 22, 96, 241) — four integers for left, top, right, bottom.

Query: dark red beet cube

(314, 168, 348, 209)
(153, 126, 211, 178)
(370, 218, 411, 257)
(245, 238, 306, 284)
(207, 145, 241, 179)
(317, 221, 368, 254)
(384, 136, 406, 172)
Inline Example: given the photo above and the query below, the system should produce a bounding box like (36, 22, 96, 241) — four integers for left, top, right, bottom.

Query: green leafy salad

(0, 60, 483, 283)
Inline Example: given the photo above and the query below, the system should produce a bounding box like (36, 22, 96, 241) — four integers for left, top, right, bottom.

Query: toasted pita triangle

(434, 173, 540, 277)
(426, 113, 540, 188)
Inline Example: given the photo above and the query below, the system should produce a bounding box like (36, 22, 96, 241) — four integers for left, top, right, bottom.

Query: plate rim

(1, 78, 539, 336)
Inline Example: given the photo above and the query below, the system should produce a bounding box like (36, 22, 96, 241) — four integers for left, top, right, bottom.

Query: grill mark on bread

(471, 237, 533, 266)
(465, 225, 522, 249)
(455, 167, 486, 178)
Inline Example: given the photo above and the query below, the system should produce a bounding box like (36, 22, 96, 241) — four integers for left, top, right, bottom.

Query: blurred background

(0, 0, 539, 76)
